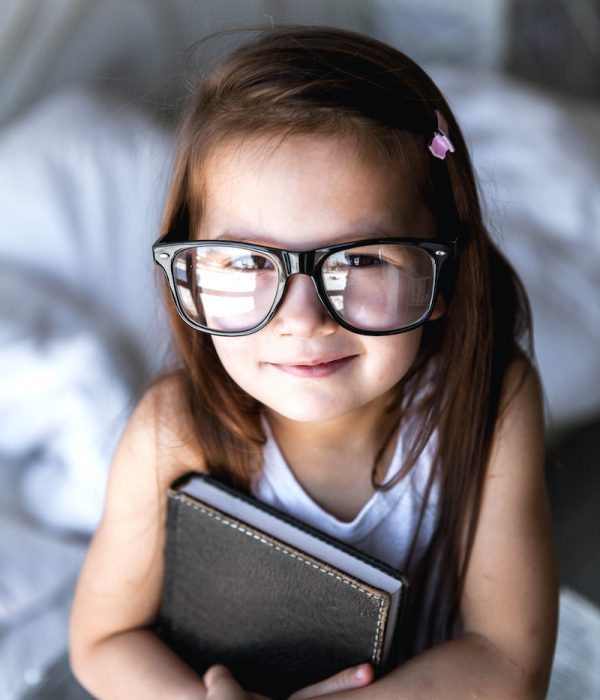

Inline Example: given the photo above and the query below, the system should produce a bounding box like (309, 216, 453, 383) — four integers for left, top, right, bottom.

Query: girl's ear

(429, 294, 446, 321)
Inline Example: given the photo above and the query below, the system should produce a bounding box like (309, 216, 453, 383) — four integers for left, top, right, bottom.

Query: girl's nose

(272, 274, 337, 338)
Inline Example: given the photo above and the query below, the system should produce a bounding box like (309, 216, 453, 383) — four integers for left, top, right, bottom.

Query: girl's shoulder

(122, 370, 206, 491)
(497, 354, 542, 425)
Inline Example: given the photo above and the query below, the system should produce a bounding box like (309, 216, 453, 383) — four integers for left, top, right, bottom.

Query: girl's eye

(343, 253, 382, 267)
(229, 254, 274, 271)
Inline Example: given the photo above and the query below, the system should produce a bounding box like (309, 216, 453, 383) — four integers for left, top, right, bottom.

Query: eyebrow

(208, 225, 404, 245)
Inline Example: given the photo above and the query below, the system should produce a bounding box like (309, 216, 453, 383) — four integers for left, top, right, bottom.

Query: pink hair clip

(428, 110, 455, 160)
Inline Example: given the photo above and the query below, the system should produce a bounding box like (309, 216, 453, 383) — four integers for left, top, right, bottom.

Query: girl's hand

(203, 662, 373, 700)
(288, 663, 374, 700)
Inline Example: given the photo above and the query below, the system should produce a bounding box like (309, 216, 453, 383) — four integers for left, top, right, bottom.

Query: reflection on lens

(322, 244, 434, 331)
(172, 246, 279, 331)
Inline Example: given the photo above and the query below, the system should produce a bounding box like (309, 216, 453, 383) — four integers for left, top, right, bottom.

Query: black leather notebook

(156, 472, 409, 699)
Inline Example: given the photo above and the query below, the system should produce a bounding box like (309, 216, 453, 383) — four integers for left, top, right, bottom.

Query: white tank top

(250, 417, 453, 653)
(251, 417, 440, 573)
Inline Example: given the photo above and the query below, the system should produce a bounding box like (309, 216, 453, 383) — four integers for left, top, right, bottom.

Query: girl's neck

(264, 393, 388, 454)
(263, 396, 399, 520)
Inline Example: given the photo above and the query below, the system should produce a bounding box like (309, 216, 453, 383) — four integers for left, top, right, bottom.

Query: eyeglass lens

(172, 243, 435, 333)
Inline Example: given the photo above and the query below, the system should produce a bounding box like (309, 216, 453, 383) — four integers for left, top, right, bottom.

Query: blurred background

(0, 1, 599, 698)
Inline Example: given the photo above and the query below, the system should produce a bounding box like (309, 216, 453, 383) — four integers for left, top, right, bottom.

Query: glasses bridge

(282, 250, 317, 275)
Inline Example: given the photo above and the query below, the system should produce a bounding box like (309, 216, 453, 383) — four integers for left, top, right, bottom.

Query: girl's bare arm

(291, 360, 558, 700)
(69, 378, 209, 699)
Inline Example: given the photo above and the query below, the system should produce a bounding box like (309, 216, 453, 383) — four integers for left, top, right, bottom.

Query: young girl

(70, 25, 558, 699)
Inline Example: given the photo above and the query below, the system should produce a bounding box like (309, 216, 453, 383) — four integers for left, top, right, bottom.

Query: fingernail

(354, 666, 365, 681)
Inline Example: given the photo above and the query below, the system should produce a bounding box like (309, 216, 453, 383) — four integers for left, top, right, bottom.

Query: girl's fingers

(204, 665, 249, 700)
(287, 663, 374, 700)
(204, 664, 232, 684)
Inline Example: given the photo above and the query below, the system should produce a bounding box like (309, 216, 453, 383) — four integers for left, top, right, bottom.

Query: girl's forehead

(195, 133, 435, 246)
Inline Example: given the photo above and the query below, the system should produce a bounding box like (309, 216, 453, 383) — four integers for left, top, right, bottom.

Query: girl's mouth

(269, 355, 357, 378)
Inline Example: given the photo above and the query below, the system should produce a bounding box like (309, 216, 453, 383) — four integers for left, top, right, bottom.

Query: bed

(1, 2, 599, 698)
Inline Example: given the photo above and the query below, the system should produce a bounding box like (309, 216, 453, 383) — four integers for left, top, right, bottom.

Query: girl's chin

(262, 396, 373, 426)
(266, 406, 344, 424)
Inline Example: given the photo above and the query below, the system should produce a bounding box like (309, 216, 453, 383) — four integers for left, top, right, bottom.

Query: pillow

(0, 89, 173, 532)
(433, 67, 600, 429)
(0, 89, 173, 369)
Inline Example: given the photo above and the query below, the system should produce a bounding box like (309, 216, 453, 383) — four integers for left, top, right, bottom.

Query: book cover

(156, 472, 409, 699)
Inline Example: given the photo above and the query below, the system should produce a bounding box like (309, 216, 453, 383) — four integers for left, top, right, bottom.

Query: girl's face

(198, 134, 439, 426)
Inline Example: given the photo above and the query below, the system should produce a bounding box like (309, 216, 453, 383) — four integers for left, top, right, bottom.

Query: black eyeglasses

(153, 219, 455, 337)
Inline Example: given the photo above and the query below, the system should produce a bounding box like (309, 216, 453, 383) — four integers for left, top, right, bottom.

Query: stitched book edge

(172, 491, 390, 665)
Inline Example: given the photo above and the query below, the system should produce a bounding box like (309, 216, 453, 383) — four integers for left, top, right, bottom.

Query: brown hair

(158, 25, 532, 655)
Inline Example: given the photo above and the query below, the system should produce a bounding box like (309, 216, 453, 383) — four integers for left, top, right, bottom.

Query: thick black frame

(153, 217, 456, 337)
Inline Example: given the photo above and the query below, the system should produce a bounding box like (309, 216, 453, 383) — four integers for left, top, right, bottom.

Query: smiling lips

(269, 355, 357, 378)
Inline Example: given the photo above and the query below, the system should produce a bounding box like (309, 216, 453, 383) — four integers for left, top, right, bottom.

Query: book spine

(155, 495, 181, 642)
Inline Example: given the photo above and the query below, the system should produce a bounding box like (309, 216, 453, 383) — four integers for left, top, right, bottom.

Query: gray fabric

(547, 589, 600, 700)
(20, 656, 92, 700)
